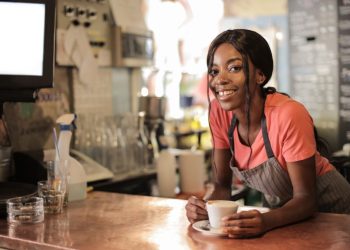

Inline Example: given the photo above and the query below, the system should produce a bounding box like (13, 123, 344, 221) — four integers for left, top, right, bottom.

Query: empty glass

(110, 115, 127, 174)
(7, 196, 44, 224)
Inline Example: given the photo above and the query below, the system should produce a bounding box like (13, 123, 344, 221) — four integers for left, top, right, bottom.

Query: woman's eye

(228, 65, 242, 72)
(209, 69, 219, 77)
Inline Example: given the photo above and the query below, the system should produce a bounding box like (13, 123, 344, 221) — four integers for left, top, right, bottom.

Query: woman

(185, 29, 350, 238)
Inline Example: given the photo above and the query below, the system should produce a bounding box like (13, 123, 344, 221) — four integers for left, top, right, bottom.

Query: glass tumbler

(37, 180, 65, 214)
(46, 160, 69, 207)
(7, 196, 44, 224)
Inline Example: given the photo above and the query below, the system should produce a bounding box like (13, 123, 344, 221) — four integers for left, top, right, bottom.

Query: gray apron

(228, 113, 350, 214)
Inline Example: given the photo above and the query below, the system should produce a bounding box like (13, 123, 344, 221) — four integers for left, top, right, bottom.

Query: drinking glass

(37, 180, 65, 214)
(7, 196, 44, 224)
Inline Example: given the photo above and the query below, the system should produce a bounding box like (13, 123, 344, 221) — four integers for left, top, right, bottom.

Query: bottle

(56, 114, 87, 202)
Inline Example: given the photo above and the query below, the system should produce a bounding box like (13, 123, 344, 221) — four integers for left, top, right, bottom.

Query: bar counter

(0, 191, 350, 250)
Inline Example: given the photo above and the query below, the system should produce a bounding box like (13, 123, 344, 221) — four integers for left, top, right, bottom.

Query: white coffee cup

(206, 200, 239, 228)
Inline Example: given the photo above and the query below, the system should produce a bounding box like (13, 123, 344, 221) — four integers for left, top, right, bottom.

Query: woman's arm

(222, 155, 317, 238)
(207, 148, 233, 200)
(263, 155, 317, 231)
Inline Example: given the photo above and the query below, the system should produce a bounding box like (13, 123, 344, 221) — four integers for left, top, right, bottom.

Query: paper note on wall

(63, 25, 99, 86)
(109, 0, 147, 30)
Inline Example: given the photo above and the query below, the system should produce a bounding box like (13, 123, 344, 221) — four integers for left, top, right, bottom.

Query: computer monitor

(0, 0, 55, 91)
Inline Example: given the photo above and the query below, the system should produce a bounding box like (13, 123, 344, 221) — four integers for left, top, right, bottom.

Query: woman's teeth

(218, 90, 234, 96)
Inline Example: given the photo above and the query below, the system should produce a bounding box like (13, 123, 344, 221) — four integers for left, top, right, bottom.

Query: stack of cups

(156, 149, 177, 198)
(178, 150, 206, 194)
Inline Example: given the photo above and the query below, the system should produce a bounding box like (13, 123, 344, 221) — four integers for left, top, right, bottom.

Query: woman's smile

(216, 86, 239, 101)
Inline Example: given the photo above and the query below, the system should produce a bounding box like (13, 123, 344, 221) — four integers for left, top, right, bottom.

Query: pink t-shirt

(209, 92, 334, 176)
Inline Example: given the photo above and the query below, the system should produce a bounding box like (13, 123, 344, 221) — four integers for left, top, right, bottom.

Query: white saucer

(192, 220, 227, 236)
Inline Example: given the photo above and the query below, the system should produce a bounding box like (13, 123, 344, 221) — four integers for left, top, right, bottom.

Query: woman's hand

(221, 210, 267, 238)
(185, 196, 208, 224)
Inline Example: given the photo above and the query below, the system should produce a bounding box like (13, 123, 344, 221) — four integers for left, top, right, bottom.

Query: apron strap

(227, 112, 275, 159)
(261, 112, 274, 158)
(228, 115, 237, 155)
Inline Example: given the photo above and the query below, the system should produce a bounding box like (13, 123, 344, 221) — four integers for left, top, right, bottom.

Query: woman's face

(208, 43, 260, 111)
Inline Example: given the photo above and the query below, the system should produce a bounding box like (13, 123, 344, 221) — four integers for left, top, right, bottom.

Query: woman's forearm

(262, 194, 317, 232)
(207, 183, 232, 200)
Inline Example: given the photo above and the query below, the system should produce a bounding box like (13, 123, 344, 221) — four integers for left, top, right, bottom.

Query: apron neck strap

(261, 112, 274, 158)
(228, 110, 275, 159)
(228, 115, 237, 155)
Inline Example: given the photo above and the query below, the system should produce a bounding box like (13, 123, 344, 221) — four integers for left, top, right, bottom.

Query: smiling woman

(185, 29, 350, 239)
(208, 44, 247, 112)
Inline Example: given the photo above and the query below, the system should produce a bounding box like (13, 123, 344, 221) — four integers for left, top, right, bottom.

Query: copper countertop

(0, 191, 350, 250)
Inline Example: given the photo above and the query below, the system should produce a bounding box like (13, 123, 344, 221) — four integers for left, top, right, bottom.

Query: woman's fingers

(187, 205, 208, 215)
(223, 222, 263, 238)
(189, 196, 207, 209)
(185, 196, 208, 223)
(222, 217, 258, 228)
(187, 196, 207, 215)
(222, 209, 260, 221)
(226, 227, 261, 238)
(221, 210, 265, 237)
(186, 210, 208, 223)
